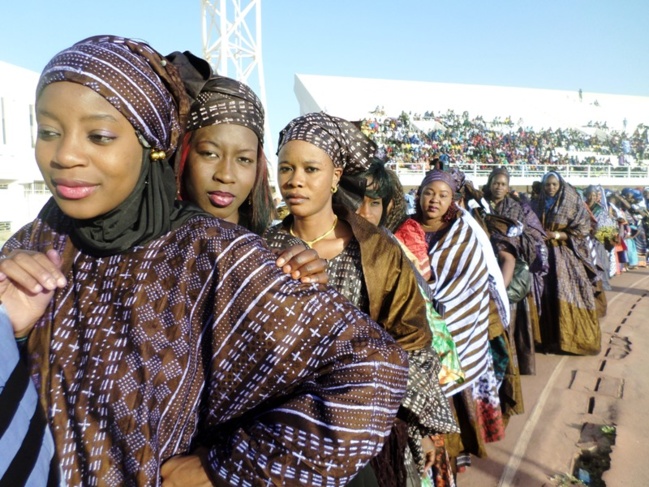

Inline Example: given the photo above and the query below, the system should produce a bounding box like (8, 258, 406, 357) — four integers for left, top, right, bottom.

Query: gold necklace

(290, 216, 338, 248)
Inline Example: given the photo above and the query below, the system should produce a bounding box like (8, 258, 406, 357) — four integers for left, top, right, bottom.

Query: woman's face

(277, 140, 342, 219)
(35, 82, 143, 220)
(183, 123, 258, 224)
(489, 174, 510, 203)
(419, 180, 454, 223)
(586, 190, 600, 205)
(356, 177, 385, 226)
(544, 175, 561, 197)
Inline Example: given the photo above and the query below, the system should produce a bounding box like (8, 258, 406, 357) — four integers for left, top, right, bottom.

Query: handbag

(507, 258, 532, 303)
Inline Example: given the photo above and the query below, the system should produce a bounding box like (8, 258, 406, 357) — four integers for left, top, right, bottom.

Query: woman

(0, 36, 408, 486)
(171, 63, 326, 281)
(414, 169, 508, 471)
(264, 112, 459, 487)
(531, 171, 600, 355)
(357, 160, 463, 387)
(356, 160, 462, 487)
(483, 167, 548, 375)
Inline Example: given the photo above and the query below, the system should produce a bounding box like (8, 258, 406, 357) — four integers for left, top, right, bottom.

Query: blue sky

(2, 0, 647, 151)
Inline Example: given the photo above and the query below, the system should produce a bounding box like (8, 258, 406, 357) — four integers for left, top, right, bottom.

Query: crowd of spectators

(359, 109, 649, 174)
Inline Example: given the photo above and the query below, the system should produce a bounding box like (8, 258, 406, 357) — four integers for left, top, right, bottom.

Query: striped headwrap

(186, 75, 265, 144)
(277, 112, 377, 175)
(36, 35, 188, 156)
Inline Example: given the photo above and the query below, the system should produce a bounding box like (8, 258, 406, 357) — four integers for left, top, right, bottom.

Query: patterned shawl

(491, 195, 547, 274)
(424, 209, 492, 396)
(532, 172, 595, 273)
(5, 204, 409, 486)
(263, 207, 459, 476)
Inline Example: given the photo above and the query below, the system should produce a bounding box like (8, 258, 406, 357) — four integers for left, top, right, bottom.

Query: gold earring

(150, 150, 166, 161)
(331, 186, 338, 194)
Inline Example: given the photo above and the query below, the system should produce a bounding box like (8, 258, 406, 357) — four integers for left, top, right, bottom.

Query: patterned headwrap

(36, 35, 188, 157)
(418, 168, 464, 194)
(34, 35, 201, 256)
(186, 75, 265, 144)
(277, 112, 377, 175)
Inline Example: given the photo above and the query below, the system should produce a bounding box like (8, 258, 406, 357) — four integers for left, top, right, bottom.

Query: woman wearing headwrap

(483, 167, 548, 375)
(264, 112, 459, 487)
(356, 160, 462, 487)
(414, 169, 508, 473)
(357, 160, 463, 386)
(0, 37, 410, 486)
(531, 171, 601, 355)
(173, 70, 327, 282)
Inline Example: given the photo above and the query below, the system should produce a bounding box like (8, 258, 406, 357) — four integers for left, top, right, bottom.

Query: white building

(0, 61, 49, 245)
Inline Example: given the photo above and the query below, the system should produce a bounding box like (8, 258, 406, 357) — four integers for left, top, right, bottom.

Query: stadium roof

(294, 74, 649, 132)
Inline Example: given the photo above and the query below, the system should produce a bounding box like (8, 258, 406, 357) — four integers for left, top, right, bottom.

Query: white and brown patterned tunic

(2, 201, 408, 487)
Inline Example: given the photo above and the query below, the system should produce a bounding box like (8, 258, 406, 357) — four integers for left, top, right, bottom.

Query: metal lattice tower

(201, 0, 275, 175)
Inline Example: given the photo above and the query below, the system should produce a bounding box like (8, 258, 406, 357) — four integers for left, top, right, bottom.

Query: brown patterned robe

(489, 194, 547, 375)
(532, 177, 601, 355)
(2, 200, 409, 486)
(264, 208, 459, 483)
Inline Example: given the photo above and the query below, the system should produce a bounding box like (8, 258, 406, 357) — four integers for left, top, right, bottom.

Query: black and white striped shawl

(427, 212, 491, 396)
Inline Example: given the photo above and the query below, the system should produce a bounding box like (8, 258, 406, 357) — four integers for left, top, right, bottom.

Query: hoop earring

(331, 186, 338, 194)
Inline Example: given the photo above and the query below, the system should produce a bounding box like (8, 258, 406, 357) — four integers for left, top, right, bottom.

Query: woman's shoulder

(3, 199, 71, 254)
(170, 214, 269, 254)
(394, 218, 426, 247)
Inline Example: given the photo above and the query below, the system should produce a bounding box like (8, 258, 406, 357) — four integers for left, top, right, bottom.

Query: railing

(390, 162, 649, 188)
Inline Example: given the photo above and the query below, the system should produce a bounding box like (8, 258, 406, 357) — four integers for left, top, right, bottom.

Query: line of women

(0, 34, 612, 487)
(0, 36, 410, 486)
(352, 157, 608, 482)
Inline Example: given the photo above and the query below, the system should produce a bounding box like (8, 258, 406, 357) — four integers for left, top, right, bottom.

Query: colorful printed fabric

(2, 201, 409, 486)
(489, 194, 547, 375)
(264, 207, 459, 476)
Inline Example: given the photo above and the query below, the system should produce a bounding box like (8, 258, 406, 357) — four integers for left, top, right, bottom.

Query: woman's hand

(498, 250, 516, 288)
(160, 451, 212, 487)
(274, 244, 329, 284)
(0, 249, 66, 338)
(421, 435, 436, 477)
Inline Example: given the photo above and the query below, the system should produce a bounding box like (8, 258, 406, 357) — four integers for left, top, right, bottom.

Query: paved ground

(458, 267, 649, 486)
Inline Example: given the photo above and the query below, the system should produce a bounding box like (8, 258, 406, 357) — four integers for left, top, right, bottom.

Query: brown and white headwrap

(36, 35, 188, 156)
(186, 75, 265, 144)
(277, 112, 377, 175)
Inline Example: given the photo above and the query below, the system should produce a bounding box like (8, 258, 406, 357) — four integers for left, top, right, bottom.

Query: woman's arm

(199, 236, 408, 484)
(498, 249, 516, 287)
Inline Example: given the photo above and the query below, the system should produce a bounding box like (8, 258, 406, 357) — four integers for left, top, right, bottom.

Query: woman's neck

(290, 210, 338, 244)
(420, 218, 448, 232)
